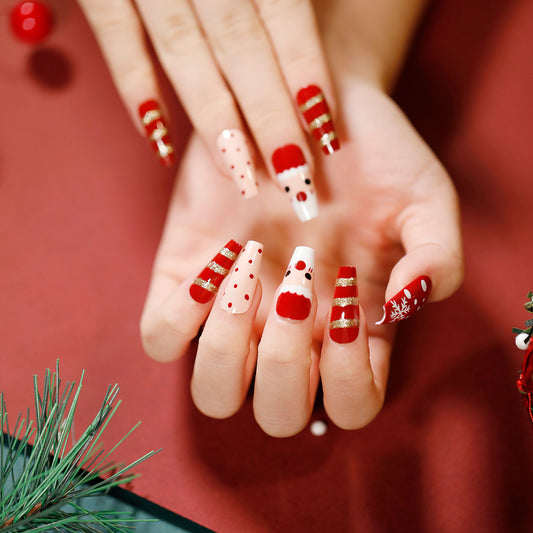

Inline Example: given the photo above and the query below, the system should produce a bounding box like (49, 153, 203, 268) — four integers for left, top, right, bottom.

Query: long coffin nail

(376, 276, 432, 325)
(189, 240, 243, 304)
(216, 129, 259, 198)
(272, 144, 318, 222)
(138, 100, 175, 167)
(296, 85, 340, 155)
(276, 246, 314, 321)
(220, 241, 263, 314)
(329, 266, 359, 343)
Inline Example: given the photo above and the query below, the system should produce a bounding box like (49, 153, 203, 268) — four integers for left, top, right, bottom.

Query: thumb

(377, 170, 464, 325)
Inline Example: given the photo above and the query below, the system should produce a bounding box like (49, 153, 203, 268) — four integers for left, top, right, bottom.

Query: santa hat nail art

(272, 145, 318, 222)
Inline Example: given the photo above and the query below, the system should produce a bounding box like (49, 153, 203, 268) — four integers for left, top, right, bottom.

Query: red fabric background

(1, 0, 532, 531)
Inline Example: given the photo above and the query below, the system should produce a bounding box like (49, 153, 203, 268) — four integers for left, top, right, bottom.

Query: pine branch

(0, 361, 161, 532)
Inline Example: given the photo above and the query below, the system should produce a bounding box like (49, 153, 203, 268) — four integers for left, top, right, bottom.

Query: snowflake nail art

(376, 276, 432, 325)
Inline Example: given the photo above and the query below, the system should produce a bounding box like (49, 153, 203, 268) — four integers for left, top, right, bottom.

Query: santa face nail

(376, 276, 432, 325)
(272, 144, 318, 222)
(297, 85, 340, 155)
(138, 100, 175, 167)
(220, 241, 263, 314)
(216, 129, 259, 198)
(329, 266, 359, 343)
(189, 240, 243, 304)
(276, 246, 314, 321)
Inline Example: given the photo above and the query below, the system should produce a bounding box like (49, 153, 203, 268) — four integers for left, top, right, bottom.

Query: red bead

(10, 2, 53, 44)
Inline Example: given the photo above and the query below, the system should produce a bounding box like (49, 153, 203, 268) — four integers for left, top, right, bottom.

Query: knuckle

(92, 6, 141, 39)
(257, 0, 307, 19)
(193, 94, 236, 131)
(211, 11, 262, 53)
(248, 105, 291, 137)
(157, 11, 202, 56)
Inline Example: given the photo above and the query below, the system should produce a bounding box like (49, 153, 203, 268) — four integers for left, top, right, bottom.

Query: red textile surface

(1, 0, 532, 531)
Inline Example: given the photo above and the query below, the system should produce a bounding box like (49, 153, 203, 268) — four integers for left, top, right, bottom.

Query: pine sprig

(0, 361, 160, 532)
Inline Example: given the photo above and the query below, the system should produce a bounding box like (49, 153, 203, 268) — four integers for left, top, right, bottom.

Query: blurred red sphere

(10, 1, 53, 43)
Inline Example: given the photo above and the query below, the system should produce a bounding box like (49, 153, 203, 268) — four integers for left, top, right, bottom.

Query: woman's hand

(139, 76, 463, 436)
(77, 0, 339, 220)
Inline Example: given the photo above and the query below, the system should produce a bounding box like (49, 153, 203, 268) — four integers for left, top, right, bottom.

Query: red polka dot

(235, 268, 239, 271)
(241, 190, 245, 195)
(247, 161, 251, 165)
(228, 302, 232, 308)
(295, 260, 306, 270)
(240, 174, 244, 178)
(249, 274, 254, 279)
(236, 148, 240, 151)
(248, 259, 252, 263)
(244, 294, 249, 300)
(234, 284, 238, 288)
(258, 249, 262, 253)
(222, 148, 226, 152)
(231, 165, 234, 169)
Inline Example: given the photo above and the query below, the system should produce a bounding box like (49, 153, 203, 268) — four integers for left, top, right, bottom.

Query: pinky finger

(319, 267, 387, 430)
(78, 0, 175, 165)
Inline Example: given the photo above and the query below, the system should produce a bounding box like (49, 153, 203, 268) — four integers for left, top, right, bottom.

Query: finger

(192, 0, 319, 222)
(254, 0, 340, 155)
(132, 0, 259, 198)
(140, 239, 243, 362)
(377, 163, 464, 325)
(77, 0, 176, 166)
(192, 241, 263, 418)
(254, 246, 318, 437)
(320, 267, 387, 429)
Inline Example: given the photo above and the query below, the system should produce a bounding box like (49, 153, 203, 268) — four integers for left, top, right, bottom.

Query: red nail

(138, 100, 175, 167)
(296, 85, 340, 155)
(189, 240, 242, 303)
(329, 266, 359, 343)
(376, 276, 432, 325)
(10, 1, 53, 43)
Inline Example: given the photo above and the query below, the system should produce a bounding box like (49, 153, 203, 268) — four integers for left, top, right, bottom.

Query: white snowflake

(389, 297, 411, 322)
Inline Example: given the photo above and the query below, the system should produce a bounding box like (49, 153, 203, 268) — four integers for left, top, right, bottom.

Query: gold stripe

(207, 261, 228, 276)
(142, 109, 161, 126)
(335, 277, 357, 287)
(329, 318, 359, 330)
(299, 93, 324, 113)
(219, 247, 237, 260)
(332, 297, 359, 307)
(157, 144, 174, 157)
(309, 113, 331, 130)
(193, 278, 218, 294)
(150, 126, 168, 141)
(320, 131, 337, 147)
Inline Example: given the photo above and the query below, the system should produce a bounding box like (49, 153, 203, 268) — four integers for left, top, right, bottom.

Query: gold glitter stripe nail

(299, 93, 324, 113)
(320, 131, 337, 147)
(329, 318, 360, 330)
(219, 247, 237, 260)
(335, 277, 357, 287)
(193, 278, 218, 293)
(207, 261, 228, 276)
(309, 113, 331, 130)
(142, 109, 161, 126)
(150, 126, 168, 141)
(332, 297, 359, 307)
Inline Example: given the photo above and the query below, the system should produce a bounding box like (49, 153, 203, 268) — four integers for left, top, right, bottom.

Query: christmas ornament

(0, 361, 160, 532)
(513, 291, 533, 426)
(10, 1, 53, 44)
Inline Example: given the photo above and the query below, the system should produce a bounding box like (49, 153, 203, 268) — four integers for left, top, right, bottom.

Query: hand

(139, 74, 463, 437)
(77, 0, 338, 220)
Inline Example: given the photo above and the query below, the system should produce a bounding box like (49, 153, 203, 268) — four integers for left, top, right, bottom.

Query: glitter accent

(309, 113, 331, 130)
(299, 93, 324, 113)
(335, 277, 357, 287)
(219, 247, 238, 260)
(207, 261, 229, 276)
(150, 126, 168, 141)
(319, 131, 337, 147)
(157, 143, 174, 157)
(332, 297, 359, 307)
(142, 109, 161, 126)
(192, 278, 218, 293)
(329, 318, 360, 330)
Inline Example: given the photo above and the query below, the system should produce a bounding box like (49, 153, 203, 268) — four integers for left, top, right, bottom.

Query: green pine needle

(0, 361, 161, 532)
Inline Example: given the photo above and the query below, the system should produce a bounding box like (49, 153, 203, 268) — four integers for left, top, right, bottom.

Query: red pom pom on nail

(10, 1, 53, 44)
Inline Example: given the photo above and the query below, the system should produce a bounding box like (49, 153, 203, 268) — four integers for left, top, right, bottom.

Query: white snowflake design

(389, 297, 411, 322)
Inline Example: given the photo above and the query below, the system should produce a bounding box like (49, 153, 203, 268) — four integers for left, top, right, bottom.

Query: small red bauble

(10, 1, 53, 43)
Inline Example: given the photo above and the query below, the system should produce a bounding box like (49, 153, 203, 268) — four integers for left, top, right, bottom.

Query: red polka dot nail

(220, 241, 263, 314)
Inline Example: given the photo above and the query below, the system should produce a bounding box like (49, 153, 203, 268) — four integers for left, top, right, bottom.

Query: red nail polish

(376, 276, 432, 325)
(329, 266, 359, 343)
(189, 240, 242, 303)
(275, 247, 314, 321)
(11, 1, 53, 43)
(138, 100, 175, 167)
(297, 85, 340, 155)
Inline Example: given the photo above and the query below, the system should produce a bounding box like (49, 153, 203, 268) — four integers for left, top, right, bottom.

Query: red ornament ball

(10, 1, 53, 43)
